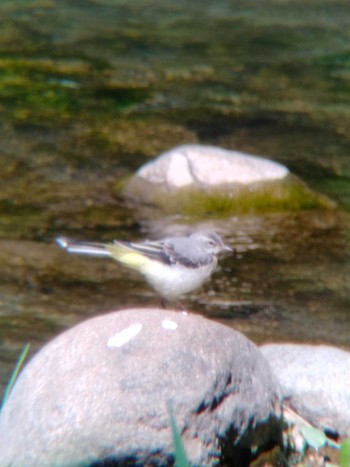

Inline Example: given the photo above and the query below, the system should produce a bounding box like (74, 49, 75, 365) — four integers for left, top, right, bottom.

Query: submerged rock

(0, 309, 282, 467)
(122, 144, 332, 215)
(261, 343, 350, 438)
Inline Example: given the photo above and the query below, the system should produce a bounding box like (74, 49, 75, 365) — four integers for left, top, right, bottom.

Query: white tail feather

(56, 237, 112, 257)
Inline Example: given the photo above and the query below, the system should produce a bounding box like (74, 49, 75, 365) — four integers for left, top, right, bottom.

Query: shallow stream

(1, 0, 350, 393)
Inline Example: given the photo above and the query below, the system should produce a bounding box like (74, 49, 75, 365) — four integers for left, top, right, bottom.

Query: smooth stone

(261, 343, 350, 437)
(0, 309, 282, 466)
(135, 144, 289, 188)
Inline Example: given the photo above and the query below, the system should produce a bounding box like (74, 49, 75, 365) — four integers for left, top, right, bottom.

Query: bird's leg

(174, 300, 186, 311)
(158, 296, 186, 311)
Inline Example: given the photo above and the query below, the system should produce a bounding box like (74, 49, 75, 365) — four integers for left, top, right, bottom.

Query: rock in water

(135, 144, 289, 187)
(122, 144, 330, 214)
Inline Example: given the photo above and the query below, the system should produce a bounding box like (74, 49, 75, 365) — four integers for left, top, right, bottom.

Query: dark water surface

(1, 0, 350, 393)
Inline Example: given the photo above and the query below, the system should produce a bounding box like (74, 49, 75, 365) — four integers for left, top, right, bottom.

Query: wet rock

(0, 309, 282, 467)
(261, 343, 350, 437)
(122, 144, 329, 215)
(135, 144, 289, 186)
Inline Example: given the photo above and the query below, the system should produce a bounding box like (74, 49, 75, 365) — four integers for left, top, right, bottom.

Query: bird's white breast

(140, 259, 217, 299)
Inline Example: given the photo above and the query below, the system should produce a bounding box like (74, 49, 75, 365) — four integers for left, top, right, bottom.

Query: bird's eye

(208, 240, 215, 246)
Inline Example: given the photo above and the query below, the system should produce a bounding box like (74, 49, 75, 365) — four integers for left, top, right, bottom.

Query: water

(1, 0, 350, 394)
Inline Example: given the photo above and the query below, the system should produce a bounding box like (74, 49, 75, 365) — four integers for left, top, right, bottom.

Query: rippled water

(1, 0, 350, 394)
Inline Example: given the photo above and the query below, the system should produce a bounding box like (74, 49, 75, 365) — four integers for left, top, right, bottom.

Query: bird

(56, 230, 232, 307)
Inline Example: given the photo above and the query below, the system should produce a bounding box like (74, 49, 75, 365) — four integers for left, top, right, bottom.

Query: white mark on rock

(161, 319, 178, 330)
(107, 323, 143, 348)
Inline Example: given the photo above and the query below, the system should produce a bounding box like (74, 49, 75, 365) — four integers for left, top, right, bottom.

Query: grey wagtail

(56, 231, 232, 305)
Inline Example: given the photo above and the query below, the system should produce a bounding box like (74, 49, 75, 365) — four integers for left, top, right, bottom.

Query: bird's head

(190, 231, 232, 256)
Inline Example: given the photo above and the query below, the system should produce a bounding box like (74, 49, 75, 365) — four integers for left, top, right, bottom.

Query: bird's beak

(221, 243, 233, 253)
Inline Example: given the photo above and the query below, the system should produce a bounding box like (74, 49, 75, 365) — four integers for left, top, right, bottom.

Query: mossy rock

(118, 145, 335, 217)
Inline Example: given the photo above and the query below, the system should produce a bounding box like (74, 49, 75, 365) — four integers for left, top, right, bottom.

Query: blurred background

(1, 0, 350, 393)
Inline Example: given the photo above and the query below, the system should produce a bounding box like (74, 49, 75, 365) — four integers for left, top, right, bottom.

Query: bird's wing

(110, 238, 213, 269)
(108, 239, 171, 267)
(163, 239, 212, 268)
(124, 238, 208, 268)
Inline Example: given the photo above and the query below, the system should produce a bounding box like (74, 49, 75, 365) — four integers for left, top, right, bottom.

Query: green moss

(0, 58, 83, 122)
(120, 174, 335, 218)
(0, 57, 152, 124)
(175, 179, 334, 217)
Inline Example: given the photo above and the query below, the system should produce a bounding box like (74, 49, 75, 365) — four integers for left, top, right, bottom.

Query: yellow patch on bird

(107, 243, 151, 269)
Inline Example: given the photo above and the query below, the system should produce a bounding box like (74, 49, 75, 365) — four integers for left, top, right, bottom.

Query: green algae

(0, 56, 150, 124)
(0, 58, 82, 122)
(121, 174, 334, 218)
(0, 0, 347, 134)
(179, 179, 334, 217)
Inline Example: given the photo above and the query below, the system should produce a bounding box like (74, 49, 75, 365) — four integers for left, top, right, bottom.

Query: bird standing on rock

(56, 230, 232, 307)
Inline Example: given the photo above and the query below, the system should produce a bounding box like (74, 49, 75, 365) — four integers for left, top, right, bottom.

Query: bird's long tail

(56, 237, 112, 257)
(56, 237, 151, 270)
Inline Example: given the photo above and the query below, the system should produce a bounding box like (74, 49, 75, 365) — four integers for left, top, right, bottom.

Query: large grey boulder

(261, 344, 350, 437)
(0, 309, 282, 466)
(121, 144, 329, 215)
